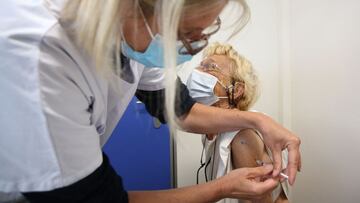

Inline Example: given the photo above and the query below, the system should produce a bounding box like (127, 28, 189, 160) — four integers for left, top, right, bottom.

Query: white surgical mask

(186, 69, 227, 105)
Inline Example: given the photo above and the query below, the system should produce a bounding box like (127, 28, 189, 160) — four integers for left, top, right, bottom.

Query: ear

(234, 82, 245, 100)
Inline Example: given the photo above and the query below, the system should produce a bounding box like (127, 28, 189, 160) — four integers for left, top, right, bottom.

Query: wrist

(247, 111, 269, 135)
(214, 175, 232, 200)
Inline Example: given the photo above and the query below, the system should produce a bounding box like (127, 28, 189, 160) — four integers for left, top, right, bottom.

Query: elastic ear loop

(217, 80, 236, 109)
(137, 1, 155, 39)
(231, 82, 235, 107)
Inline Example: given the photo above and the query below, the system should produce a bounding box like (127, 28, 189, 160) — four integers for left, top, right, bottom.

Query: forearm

(128, 179, 225, 203)
(128, 165, 281, 202)
(179, 103, 264, 134)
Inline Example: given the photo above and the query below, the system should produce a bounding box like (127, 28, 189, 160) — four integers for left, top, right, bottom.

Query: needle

(255, 159, 288, 179)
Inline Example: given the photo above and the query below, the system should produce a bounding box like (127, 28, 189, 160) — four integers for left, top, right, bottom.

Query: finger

(251, 178, 279, 196)
(279, 168, 287, 182)
(271, 148, 282, 177)
(298, 152, 302, 172)
(247, 165, 274, 178)
(287, 142, 301, 185)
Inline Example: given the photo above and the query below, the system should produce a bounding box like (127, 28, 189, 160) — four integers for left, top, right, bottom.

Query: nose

(190, 32, 204, 41)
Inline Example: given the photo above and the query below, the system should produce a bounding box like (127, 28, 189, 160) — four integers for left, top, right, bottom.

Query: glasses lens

(179, 39, 208, 55)
(190, 40, 207, 50)
(202, 17, 221, 35)
(202, 24, 220, 35)
(178, 18, 220, 55)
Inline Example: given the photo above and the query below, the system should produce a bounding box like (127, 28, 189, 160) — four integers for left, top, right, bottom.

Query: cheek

(214, 84, 225, 96)
(223, 66, 232, 75)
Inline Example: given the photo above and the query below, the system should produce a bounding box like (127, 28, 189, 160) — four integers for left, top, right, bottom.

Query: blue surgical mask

(121, 8, 193, 68)
(186, 69, 228, 106)
(121, 34, 192, 68)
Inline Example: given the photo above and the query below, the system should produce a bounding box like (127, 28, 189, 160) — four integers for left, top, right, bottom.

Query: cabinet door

(103, 97, 171, 190)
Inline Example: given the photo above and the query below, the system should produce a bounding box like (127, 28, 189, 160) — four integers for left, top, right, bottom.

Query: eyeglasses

(178, 17, 221, 55)
(199, 60, 234, 80)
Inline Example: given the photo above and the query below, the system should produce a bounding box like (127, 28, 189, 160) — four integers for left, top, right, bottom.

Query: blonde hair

(61, 0, 251, 130)
(203, 42, 259, 110)
(61, 0, 123, 72)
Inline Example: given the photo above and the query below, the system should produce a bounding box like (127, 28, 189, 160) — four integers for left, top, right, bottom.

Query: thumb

(247, 165, 274, 178)
(252, 177, 279, 195)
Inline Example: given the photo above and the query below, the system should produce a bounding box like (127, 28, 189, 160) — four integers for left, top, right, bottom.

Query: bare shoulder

(235, 128, 258, 138)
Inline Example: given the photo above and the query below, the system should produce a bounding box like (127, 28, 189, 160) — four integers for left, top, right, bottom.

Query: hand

(256, 113, 302, 185)
(219, 165, 279, 200)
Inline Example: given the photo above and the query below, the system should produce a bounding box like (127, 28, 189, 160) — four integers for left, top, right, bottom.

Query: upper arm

(231, 129, 268, 168)
(135, 79, 196, 123)
(135, 66, 196, 123)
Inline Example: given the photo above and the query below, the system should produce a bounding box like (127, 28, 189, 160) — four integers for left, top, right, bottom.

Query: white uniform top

(204, 131, 290, 203)
(0, 0, 165, 193)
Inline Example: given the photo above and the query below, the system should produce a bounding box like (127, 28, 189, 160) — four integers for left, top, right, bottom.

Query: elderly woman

(187, 43, 290, 203)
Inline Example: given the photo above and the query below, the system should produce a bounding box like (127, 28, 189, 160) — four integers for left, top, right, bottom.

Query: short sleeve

(136, 61, 166, 91)
(0, 4, 103, 192)
(36, 27, 104, 186)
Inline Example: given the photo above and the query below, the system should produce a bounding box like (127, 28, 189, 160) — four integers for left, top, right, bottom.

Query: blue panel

(103, 97, 171, 191)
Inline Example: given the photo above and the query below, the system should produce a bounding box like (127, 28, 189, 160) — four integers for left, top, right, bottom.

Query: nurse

(0, 0, 301, 202)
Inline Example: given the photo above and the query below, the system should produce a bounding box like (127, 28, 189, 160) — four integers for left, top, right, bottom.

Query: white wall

(175, 0, 283, 187)
(290, 0, 360, 202)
